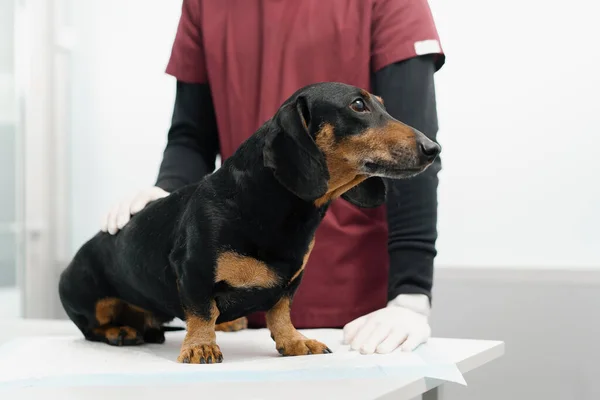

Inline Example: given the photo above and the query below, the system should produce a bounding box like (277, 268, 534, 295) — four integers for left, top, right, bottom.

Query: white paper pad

(0, 328, 466, 388)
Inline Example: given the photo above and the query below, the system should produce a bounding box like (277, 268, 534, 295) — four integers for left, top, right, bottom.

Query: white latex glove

(342, 293, 431, 354)
(100, 186, 170, 235)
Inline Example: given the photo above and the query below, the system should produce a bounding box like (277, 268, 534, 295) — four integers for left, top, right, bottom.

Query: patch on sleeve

(414, 39, 442, 56)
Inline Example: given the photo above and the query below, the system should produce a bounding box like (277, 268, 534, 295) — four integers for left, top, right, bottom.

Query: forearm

(156, 81, 220, 192)
(385, 162, 439, 302)
(372, 54, 441, 303)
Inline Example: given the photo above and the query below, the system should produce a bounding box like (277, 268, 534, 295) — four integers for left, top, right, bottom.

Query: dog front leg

(178, 300, 223, 364)
(266, 296, 332, 356)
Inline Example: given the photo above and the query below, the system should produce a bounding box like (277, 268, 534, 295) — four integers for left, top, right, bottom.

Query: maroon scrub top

(165, 0, 444, 328)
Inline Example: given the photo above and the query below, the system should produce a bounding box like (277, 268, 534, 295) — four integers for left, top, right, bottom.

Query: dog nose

(419, 140, 441, 162)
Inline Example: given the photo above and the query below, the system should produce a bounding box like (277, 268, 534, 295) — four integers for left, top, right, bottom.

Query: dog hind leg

(58, 255, 153, 346)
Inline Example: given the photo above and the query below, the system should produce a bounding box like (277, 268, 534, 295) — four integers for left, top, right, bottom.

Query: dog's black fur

(58, 82, 440, 362)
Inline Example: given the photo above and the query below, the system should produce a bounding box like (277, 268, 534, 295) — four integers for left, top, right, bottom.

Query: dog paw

(276, 339, 332, 356)
(178, 343, 223, 364)
(215, 317, 248, 332)
(96, 326, 144, 346)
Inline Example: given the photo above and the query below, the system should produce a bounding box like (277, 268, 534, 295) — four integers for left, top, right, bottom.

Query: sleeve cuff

(165, 62, 207, 84)
(372, 42, 445, 73)
(155, 178, 187, 193)
(387, 293, 431, 317)
(387, 248, 435, 303)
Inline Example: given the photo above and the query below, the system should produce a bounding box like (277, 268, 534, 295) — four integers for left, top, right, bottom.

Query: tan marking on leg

(95, 297, 121, 325)
(94, 326, 139, 341)
(128, 303, 161, 329)
(178, 302, 222, 364)
(215, 317, 248, 332)
(289, 238, 315, 284)
(266, 297, 331, 356)
(216, 251, 280, 289)
(95, 298, 165, 344)
(96, 297, 160, 330)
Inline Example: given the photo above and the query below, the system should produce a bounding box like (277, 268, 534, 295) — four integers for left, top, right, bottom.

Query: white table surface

(0, 318, 504, 400)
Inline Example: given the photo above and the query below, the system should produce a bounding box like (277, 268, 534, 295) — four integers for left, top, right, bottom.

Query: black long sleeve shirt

(156, 54, 441, 303)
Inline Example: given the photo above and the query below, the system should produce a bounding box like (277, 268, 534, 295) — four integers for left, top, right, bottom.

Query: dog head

(263, 82, 441, 208)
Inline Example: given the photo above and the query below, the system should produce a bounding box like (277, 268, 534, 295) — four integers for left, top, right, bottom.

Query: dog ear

(263, 96, 329, 201)
(341, 177, 387, 208)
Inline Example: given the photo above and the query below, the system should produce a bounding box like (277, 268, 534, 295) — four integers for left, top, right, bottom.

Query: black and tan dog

(58, 82, 440, 364)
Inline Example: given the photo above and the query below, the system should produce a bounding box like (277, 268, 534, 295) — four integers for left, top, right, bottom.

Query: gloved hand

(342, 293, 431, 354)
(101, 186, 170, 235)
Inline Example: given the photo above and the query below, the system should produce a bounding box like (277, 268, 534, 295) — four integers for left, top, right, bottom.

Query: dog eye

(350, 99, 368, 113)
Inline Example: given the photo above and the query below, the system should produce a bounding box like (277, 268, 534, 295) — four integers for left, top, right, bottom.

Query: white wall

(69, 0, 600, 269)
(69, 0, 181, 252)
(431, 0, 600, 268)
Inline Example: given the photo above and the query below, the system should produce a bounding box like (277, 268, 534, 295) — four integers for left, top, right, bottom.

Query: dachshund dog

(58, 82, 441, 364)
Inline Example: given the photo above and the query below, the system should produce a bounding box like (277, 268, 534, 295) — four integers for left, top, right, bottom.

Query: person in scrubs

(102, 0, 445, 355)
